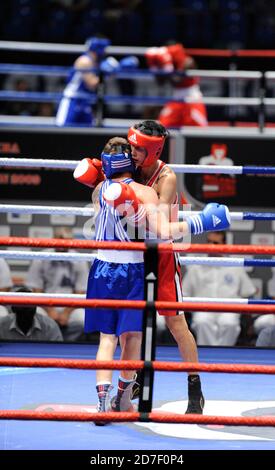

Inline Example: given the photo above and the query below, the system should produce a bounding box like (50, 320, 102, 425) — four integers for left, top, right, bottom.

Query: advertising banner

(183, 136, 275, 208)
(0, 127, 169, 202)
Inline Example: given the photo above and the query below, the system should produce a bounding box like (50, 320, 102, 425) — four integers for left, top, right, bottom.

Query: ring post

(139, 242, 158, 415)
(258, 72, 266, 132)
(95, 68, 104, 127)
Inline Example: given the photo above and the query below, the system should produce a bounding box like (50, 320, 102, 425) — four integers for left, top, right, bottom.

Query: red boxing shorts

(157, 251, 183, 316)
(159, 101, 208, 128)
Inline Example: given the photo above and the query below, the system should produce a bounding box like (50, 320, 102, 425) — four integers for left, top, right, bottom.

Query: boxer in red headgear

(128, 120, 205, 414)
(145, 42, 208, 128)
(74, 122, 231, 415)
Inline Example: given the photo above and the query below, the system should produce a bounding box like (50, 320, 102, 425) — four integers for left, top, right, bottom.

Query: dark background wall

(1, 1, 275, 50)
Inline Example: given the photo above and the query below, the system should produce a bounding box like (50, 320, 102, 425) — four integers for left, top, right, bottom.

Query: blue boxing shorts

(56, 98, 93, 127)
(85, 259, 144, 336)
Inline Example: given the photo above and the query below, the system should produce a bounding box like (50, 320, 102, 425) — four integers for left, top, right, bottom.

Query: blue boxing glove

(186, 203, 231, 235)
(119, 56, 139, 69)
(100, 56, 120, 74)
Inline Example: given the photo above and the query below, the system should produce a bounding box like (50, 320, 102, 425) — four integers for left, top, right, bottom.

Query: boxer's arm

(92, 183, 100, 202)
(75, 55, 99, 89)
(103, 182, 231, 239)
(92, 182, 102, 215)
(103, 182, 187, 238)
(157, 171, 178, 205)
(146, 192, 231, 239)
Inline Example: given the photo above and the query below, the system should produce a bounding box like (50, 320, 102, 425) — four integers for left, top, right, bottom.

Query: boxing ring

(1, 154, 275, 449)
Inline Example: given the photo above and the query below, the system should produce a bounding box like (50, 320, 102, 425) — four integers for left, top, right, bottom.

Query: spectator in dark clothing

(0, 286, 63, 341)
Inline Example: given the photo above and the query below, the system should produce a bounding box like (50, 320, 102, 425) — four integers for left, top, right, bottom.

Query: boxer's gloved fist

(103, 182, 145, 223)
(186, 203, 231, 235)
(100, 56, 120, 74)
(145, 47, 173, 71)
(119, 56, 139, 69)
(73, 158, 104, 188)
(145, 47, 160, 69)
(155, 47, 173, 71)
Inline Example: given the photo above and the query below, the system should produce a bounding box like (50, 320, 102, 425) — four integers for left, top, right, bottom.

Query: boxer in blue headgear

(85, 136, 143, 424)
(56, 36, 110, 127)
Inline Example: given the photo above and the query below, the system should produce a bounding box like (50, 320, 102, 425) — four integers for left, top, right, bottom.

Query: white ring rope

(0, 40, 145, 55)
(170, 163, 243, 174)
(264, 72, 275, 80)
(200, 97, 260, 106)
(0, 157, 78, 169)
(0, 204, 245, 221)
(0, 204, 95, 217)
(2, 250, 96, 262)
(0, 93, 263, 106)
(0, 157, 243, 174)
(0, 292, 85, 299)
(0, 250, 248, 267)
(186, 70, 261, 79)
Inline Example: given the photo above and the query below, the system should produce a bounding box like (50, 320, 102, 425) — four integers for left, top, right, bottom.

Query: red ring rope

(187, 48, 275, 58)
(0, 357, 275, 374)
(1, 295, 275, 313)
(1, 237, 275, 255)
(0, 410, 274, 426)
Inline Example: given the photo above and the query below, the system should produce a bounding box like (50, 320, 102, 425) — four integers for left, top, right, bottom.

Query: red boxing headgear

(166, 43, 186, 69)
(127, 126, 166, 167)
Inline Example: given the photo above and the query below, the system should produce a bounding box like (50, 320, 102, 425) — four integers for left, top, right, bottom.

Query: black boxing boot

(131, 370, 141, 400)
(185, 375, 205, 414)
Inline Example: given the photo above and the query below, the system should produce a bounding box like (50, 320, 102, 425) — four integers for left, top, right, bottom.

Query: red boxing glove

(145, 47, 160, 69)
(166, 43, 187, 69)
(145, 47, 173, 72)
(73, 158, 104, 188)
(145, 47, 173, 71)
(103, 182, 146, 224)
(156, 47, 173, 71)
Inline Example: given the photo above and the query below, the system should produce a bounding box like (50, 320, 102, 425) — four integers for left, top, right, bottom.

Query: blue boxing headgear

(101, 147, 135, 179)
(85, 37, 110, 57)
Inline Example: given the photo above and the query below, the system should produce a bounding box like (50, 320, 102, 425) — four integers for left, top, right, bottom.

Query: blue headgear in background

(85, 37, 110, 57)
(101, 147, 135, 179)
